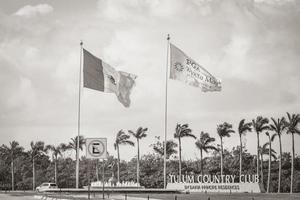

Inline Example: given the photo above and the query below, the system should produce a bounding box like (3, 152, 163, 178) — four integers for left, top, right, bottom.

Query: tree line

(0, 112, 299, 193)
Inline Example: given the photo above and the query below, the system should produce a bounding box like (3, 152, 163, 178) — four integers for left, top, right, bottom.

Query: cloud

(14, 4, 53, 18)
(254, 0, 295, 5)
(97, 0, 213, 23)
(93, 0, 300, 159)
(0, 0, 299, 160)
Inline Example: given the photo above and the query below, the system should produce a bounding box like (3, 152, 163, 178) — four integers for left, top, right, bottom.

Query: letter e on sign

(86, 138, 107, 159)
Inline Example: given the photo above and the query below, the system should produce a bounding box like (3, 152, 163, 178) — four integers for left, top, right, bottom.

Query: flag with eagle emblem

(83, 49, 137, 107)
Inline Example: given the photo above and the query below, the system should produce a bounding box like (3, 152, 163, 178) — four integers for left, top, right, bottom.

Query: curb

(34, 194, 162, 200)
(111, 195, 162, 200)
(33, 195, 70, 200)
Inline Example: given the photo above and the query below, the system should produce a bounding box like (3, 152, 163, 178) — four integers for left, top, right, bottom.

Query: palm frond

(195, 132, 217, 154)
(121, 140, 135, 146)
(284, 113, 300, 135)
(128, 130, 136, 137)
(182, 132, 196, 139)
(271, 133, 277, 142)
(260, 125, 270, 132)
(287, 112, 292, 122)
(116, 130, 135, 147)
(238, 119, 252, 136)
(204, 137, 215, 145)
(204, 145, 218, 152)
(262, 142, 270, 150)
(217, 122, 235, 138)
(129, 127, 148, 139)
(174, 123, 193, 139)
(269, 124, 276, 131)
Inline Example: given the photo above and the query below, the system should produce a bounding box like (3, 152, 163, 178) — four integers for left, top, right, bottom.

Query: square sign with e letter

(86, 138, 107, 159)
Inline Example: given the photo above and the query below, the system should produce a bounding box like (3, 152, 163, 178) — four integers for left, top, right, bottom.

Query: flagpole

(76, 41, 83, 189)
(163, 34, 170, 189)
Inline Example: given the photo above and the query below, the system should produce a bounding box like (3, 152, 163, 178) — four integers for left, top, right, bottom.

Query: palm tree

(195, 132, 217, 176)
(0, 141, 24, 190)
(260, 142, 276, 192)
(252, 116, 269, 180)
(67, 135, 84, 187)
(68, 135, 85, 156)
(128, 127, 148, 185)
(283, 112, 300, 193)
(265, 131, 277, 193)
(238, 119, 252, 180)
(114, 130, 134, 183)
(217, 122, 235, 177)
(46, 143, 68, 184)
(30, 141, 46, 190)
(174, 123, 196, 181)
(270, 117, 285, 193)
(152, 137, 178, 159)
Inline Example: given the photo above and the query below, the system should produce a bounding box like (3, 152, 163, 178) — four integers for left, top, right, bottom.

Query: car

(36, 182, 58, 192)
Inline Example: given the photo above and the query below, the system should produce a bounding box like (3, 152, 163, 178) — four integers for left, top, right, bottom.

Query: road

(2, 191, 300, 200)
(128, 193, 300, 200)
(0, 192, 36, 200)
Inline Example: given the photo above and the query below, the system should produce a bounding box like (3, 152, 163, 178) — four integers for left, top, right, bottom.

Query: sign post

(88, 161, 90, 199)
(102, 160, 105, 199)
(86, 138, 108, 199)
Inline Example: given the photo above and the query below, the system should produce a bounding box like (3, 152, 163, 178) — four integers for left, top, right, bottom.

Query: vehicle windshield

(50, 184, 57, 187)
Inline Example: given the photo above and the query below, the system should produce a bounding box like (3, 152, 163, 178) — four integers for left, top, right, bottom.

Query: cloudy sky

(0, 0, 300, 161)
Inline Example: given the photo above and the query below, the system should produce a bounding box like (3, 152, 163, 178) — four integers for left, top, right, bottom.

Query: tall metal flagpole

(164, 34, 170, 189)
(76, 41, 83, 188)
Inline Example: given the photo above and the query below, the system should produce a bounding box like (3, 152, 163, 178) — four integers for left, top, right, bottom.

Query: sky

(0, 0, 300, 161)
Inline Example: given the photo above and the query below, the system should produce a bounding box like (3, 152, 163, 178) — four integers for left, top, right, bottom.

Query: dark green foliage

(0, 144, 299, 192)
(151, 136, 178, 159)
(139, 154, 164, 188)
(0, 120, 299, 194)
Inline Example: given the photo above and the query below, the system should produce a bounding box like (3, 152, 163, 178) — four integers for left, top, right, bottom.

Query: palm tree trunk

(267, 137, 271, 193)
(220, 137, 223, 177)
(290, 133, 294, 193)
(261, 153, 264, 191)
(111, 164, 114, 178)
(33, 157, 35, 190)
(239, 135, 242, 180)
(278, 135, 282, 193)
(117, 145, 120, 183)
(137, 139, 140, 184)
(178, 137, 182, 182)
(11, 160, 14, 191)
(55, 159, 57, 184)
(75, 146, 79, 189)
(200, 149, 203, 176)
(257, 132, 260, 179)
